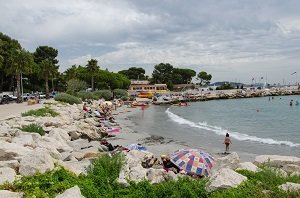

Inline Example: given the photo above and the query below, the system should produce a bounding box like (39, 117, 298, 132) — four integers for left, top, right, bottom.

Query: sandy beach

(108, 105, 187, 157)
(0, 101, 46, 120)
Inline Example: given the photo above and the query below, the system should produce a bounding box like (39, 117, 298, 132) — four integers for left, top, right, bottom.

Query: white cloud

(1, 0, 300, 83)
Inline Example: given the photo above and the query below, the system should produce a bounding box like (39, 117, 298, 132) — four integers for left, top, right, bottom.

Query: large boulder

(19, 148, 54, 176)
(254, 155, 300, 167)
(146, 168, 174, 184)
(72, 147, 104, 161)
(48, 128, 71, 142)
(0, 190, 24, 198)
(11, 133, 38, 148)
(55, 186, 85, 198)
(0, 142, 33, 161)
(0, 160, 19, 170)
(214, 152, 240, 170)
(279, 182, 300, 192)
(118, 150, 157, 185)
(0, 167, 16, 185)
(282, 164, 300, 174)
(236, 162, 260, 172)
(60, 160, 91, 176)
(67, 139, 91, 151)
(37, 136, 73, 153)
(206, 168, 247, 192)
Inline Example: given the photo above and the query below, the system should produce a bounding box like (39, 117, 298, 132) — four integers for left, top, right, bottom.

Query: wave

(166, 108, 300, 147)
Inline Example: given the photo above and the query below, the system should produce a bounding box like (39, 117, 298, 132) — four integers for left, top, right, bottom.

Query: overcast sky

(1, 0, 300, 84)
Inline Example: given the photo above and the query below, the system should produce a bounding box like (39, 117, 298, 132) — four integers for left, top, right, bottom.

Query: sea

(129, 95, 300, 161)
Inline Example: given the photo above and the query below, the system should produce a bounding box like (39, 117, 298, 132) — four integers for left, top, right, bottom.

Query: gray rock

(0, 190, 24, 198)
(60, 160, 91, 176)
(254, 155, 300, 168)
(37, 136, 73, 153)
(236, 162, 260, 172)
(67, 139, 91, 151)
(55, 185, 85, 198)
(206, 168, 247, 192)
(214, 152, 240, 170)
(11, 134, 36, 148)
(279, 182, 300, 192)
(0, 160, 20, 170)
(48, 128, 70, 142)
(282, 164, 300, 174)
(0, 167, 17, 185)
(19, 148, 54, 176)
(0, 142, 33, 161)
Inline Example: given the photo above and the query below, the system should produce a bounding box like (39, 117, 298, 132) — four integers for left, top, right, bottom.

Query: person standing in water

(224, 133, 232, 153)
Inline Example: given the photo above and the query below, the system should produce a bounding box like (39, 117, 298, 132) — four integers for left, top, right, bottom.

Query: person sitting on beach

(161, 155, 180, 173)
(224, 133, 232, 153)
(83, 103, 89, 112)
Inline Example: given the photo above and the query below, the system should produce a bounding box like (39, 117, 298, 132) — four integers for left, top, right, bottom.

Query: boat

(173, 103, 190, 107)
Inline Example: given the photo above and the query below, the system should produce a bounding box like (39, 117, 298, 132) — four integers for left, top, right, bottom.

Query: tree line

(0, 32, 213, 100)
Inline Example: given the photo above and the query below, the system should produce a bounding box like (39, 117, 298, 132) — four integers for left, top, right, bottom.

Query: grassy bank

(1, 154, 299, 197)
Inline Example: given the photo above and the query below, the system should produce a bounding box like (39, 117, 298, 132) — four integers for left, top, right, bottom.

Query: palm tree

(8, 49, 34, 103)
(39, 59, 58, 99)
(87, 59, 99, 91)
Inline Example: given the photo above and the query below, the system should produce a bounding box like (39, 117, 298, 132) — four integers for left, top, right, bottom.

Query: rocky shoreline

(154, 88, 300, 104)
(0, 103, 299, 197)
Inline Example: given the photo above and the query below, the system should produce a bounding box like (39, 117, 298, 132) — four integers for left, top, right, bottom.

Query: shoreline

(108, 106, 188, 157)
(108, 105, 257, 162)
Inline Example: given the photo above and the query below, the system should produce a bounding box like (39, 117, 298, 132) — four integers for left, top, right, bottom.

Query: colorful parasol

(170, 148, 214, 176)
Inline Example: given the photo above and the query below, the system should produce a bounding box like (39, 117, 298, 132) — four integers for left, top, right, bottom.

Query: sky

(1, 0, 300, 84)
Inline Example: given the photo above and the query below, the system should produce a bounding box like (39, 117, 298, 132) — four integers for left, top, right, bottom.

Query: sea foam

(166, 108, 300, 147)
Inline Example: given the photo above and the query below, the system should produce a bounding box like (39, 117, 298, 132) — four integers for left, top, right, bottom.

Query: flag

(291, 72, 297, 75)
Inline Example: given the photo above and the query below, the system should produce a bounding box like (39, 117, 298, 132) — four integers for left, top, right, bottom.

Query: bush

(76, 91, 96, 101)
(113, 89, 128, 99)
(216, 83, 234, 90)
(20, 123, 45, 136)
(93, 90, 112, 100)
(54, 93, 82, 105)
(3, 155, 300, 198)
(21, 107, 59, 117)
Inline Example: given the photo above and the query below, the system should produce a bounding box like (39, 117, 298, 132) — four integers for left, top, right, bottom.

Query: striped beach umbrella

(170, 148, 214, 176)
(125, 144, 147, 151)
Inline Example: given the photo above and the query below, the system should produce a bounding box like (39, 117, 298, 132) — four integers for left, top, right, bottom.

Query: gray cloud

(1, 0, 300, 84)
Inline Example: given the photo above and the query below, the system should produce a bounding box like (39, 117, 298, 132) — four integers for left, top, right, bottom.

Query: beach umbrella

(126, 144, 147, 151)
(170, 148, 214, 176)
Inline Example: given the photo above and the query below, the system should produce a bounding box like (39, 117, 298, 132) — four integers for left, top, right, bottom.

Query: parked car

(0, 95, 11, 104)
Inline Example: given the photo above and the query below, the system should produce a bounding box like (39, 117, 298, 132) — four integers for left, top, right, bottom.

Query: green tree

(0, 32, 21, 92)
(67, 78, 88, 93)
(33, 46, 59, 99)
(86, 59, 99, 91)
(197, 71, 212, 86)
(118, 67, 146, 80)
(7, 49, 34, 102)
(172, 68, 196, 84)
(151, 63, 174, 88)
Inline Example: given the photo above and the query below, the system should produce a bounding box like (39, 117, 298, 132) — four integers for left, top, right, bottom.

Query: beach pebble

(55, 185, 85, 198)
(206, 168, 247, 192)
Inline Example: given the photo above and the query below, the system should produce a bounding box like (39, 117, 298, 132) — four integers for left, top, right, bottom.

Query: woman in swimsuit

(224, 133, 232, 153)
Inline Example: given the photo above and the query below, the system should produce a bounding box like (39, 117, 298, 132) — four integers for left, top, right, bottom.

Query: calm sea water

(129, 95, 300, 161)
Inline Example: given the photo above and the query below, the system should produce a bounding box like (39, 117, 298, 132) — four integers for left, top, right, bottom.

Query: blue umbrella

(126, 144, 147, 151)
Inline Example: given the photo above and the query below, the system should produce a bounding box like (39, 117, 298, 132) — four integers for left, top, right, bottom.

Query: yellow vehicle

(138, 92, 153, 98)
